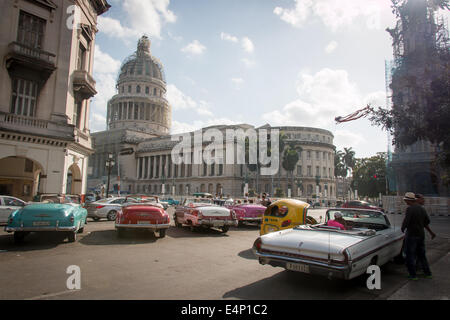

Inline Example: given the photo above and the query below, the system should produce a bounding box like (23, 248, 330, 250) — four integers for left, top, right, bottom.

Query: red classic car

(115, 198, 170, 238)
(226, 202, 266, 226)
(173, 198, 238, 233)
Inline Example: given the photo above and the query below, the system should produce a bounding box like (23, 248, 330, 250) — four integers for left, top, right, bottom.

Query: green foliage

(352, 153, 387, 198)
(334, 148, 356, 178)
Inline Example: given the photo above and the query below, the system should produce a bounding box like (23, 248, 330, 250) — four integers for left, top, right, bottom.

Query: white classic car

(252, 208, 404, 280)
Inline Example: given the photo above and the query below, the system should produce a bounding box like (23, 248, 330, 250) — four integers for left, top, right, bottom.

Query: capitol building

(88, 36, 336, 200)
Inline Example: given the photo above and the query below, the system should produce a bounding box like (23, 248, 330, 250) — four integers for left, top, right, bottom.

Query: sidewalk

(388, 252, 450, 300)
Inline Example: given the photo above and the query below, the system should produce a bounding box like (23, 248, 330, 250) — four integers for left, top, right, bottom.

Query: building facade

(388, 0, 449, 196)
(0, 0, 110, 200)
(88, 37, 336, 200)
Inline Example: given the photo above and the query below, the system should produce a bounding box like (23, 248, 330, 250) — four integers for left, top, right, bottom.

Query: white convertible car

(252, 208, 404, 280)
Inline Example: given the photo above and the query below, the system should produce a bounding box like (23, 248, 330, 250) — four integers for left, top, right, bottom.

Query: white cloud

(220, 32, 239, 43)
(166, 84, 212, 116)
(274, 0, 389, 31)
(89, 45, 122, 132)
(241, 37, 255, 53)
(334, 129, 366, 150)
(261, 68, 382, 129)
(97, 0, 177, 41)
(241, 58, 256, 68)
(221, 33, 255, 54)
(325, 40, 338, 54)
(231, 78, 244, 90)
(181, 40, 206, 55)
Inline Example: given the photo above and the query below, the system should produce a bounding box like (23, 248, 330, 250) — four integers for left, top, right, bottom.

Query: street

(0, 208, 449, 300)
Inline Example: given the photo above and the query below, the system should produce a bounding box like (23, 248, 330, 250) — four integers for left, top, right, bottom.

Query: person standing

(401, 192, 433, 280)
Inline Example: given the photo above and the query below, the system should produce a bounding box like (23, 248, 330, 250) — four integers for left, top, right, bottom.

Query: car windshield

(185, 198, 213, 206)
(327, 209, 389, 227)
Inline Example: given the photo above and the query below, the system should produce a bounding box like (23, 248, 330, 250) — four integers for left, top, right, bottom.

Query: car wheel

(221, 226, 230, 233)
(78, 227, 84, 234)
(13, 232, 26, 244)
(107, 211, 117, 221)
(68, 231, 77, 243)
(93, 217, 100, 222)
(238, 221, 244, 227)
(159, 229, 166, 238)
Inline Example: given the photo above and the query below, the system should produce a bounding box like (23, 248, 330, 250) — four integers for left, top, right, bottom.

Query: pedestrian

(415, 194, 436, 240)
(401, 192, 434, 280)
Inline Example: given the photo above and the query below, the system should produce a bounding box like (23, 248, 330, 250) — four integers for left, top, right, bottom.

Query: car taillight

(253, 237, 262, 252)
(231, 209, 236, 219)
(96, 205, 105, 209)
(9, 217, 13, 224)
(281, 220, 291, 227)
(69, 216, 74, 223)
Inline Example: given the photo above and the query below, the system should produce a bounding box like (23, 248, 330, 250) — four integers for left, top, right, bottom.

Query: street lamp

(105, 153, 115, 198)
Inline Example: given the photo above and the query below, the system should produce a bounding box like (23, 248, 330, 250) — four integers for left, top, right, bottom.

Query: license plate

(137, 221, 150, 224)
(33, 221, 50, 226)
(213, 221, 224, 226)
(286, 262, 310, 274)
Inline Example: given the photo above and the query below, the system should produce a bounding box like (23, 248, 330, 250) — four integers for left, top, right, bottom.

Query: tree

(351, 153, 387, 198)
(343, 147, 356, 176)
(281, 142, 302, 197)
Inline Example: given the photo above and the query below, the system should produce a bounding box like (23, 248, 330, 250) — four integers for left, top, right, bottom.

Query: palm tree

(282, 141, 302, 197)
(335, 150, 347, 177)
(343, 147, 356, 177)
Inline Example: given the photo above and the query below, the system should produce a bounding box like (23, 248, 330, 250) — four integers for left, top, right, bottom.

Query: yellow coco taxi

(260, 199, 317, 235)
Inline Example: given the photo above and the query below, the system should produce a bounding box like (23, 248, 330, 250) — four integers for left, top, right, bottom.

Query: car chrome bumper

(115, 223, 170, 230)
(199, 219, 238, 227)
(5, 226, 78, 233)
(253, 249, 351, 280)
(241, 217, 262, 222)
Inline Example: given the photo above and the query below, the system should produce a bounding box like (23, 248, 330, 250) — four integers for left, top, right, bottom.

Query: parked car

(341, 200, 383, 211)
(226, 202, 266, 226)
(0, 196, 27, 226)
(260, 199, 316, 235)
(115, 201, 170, 238)
(160, 197, 180, 206)
(253, 208, 404, 280)
(5, 202, 87, 243)
(173, 198, 238, 233)
(85, 197, 136, 221)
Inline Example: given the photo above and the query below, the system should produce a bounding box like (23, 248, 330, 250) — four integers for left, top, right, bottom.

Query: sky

(89, 0, 403, 159)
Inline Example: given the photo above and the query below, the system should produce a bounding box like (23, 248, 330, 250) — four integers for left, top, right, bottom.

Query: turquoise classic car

(5, 203, 87, 244)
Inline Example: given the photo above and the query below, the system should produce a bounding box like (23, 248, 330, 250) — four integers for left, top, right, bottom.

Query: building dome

(106, 35, 171, 135)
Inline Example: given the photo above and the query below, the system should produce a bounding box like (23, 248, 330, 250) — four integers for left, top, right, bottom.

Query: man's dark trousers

(405, 235, 431, 277)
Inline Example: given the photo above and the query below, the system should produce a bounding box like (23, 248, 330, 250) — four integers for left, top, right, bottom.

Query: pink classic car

(173, 198, 237, 233)
(226, 202, 266, 226)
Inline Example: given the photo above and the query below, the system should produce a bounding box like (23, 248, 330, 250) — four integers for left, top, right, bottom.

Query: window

(153, 88, 157, 96)
(11, 78, 38, 117)
(218, 164, 223, 176)
(307, 151, 311, 160)
(25, 159, 33, 172)
(136, 85, 141, 93)
(210, 164, 215, 176)
(316, 151, 320, 160)
(17, 11, 46, 48)
(307, 166, 312, 177)
(73, 101, 83, 128)
(146, 86, 149, 94)
(323, 167, 327, 177)
(297, 165, 302, 176)
(316, 166, 320, 177)
(128, 85, 132, 93)
(77, 44, 87, 70)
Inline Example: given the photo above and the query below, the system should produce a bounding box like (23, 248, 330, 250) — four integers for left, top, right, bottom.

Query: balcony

(0, 111, 74, 141)
(73, 70, 97, 100)
(5, 42, 56, 82)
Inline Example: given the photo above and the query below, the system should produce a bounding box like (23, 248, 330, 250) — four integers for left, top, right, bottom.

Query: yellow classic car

(260, 199, 317, 235)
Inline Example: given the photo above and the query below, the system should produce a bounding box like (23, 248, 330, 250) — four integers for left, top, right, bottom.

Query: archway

(66, 164, 82, 195)
(0, 156, 45, 201)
